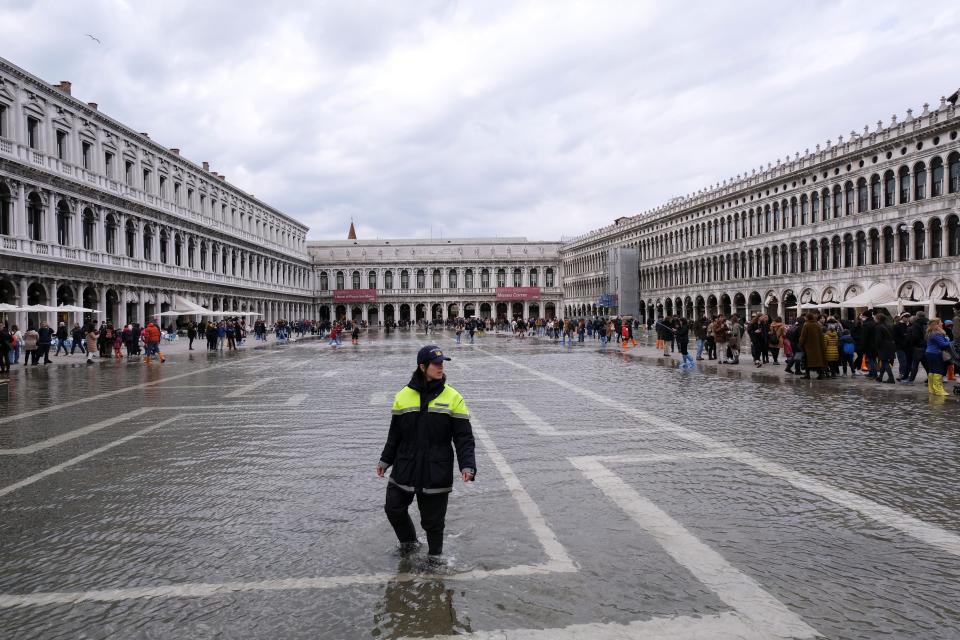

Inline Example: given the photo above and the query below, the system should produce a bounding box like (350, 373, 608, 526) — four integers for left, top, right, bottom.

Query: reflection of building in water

(371, 577, 470, 638)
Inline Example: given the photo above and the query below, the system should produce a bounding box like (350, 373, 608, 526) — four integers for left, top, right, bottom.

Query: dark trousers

(55, 341, 67, 355)
(896, 349, 910, 378)
(0, 350, 9, 373)
(908, 347, 928, 381)
(767, 347, 779, 363)
(35, 345, 51, 363)
(70, 341, 85, 355)
(384, 484, 449, 555)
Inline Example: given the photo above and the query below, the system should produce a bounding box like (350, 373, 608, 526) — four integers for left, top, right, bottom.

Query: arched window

(856, 178, 868, 213)
(931, 219, 943, 259)
(56, 201, 71, 246)
(798, 242, 807, 272)
(931, 157, 944, 197)
(416, 269, 425, 289)
(199, 242, 207, 270)
(546, 268, 555, 287)
(884, 170, 895, 207)
(448, 269, 457, 288)
(914, 162, 927, 200)
(319, 271, 328, 290)
(352, 270, 361, 289)
(105, 214, 118, 254)
(513, 268, 522, 287)
(496, 268, 505, 287)
(870, 175, 881, 209)
(947, 216, 960, 257)
(27, 193, 43, 241)
(368, 270, 377, 289)
(811, 192, 819, 223)
(432, 269, 441, 288)
(899, 166, 910, 203)
(336, 271, 344, 290)
(897, 225, 909, 262)
(845, 181, 855, 215)
(174, 234, 183, 266)
(820, 239, 829, 271)
(480, 268, 490, 288)
(913, 221, 925, 260)
(882, 227, 894, 263)
(800, 196, 808, 225)
(126, 220, 136, 258)
(529, 268, 538, 287)
(465, 269, 474, 288)
(0, 183, 10, 236)
(831, 236, 841, 269)
(764, 206, 771, 232)
(772, 203, 780, 231)
(384, 270, 393, 289)
(833, 186, 843, 219)
(821, 188, 831, 218)
(855, 231, 866, 266)
(869, 229, 880, 264)
(843, 234, 853, 267)
(159, 230, 168, 263)
(950, 153, 960, 194)
(142, 224, 152, 260)
(187, 238, 196, 268)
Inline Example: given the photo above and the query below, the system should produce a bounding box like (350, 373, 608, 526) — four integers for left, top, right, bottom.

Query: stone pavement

(513, 328, 959, 401)
(1, 331, 958, 639)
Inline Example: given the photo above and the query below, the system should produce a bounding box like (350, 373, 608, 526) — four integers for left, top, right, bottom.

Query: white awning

(840, 283, 896, 308)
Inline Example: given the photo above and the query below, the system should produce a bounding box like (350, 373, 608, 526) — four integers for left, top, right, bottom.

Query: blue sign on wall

(598, 293, 619, 307)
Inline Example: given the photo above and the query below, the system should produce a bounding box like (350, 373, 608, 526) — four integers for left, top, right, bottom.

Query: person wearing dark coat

(873, 313, 897, 383)
(857, 312, 878, 377)
(747, 314, 766, 367)
(798, 313, 826, 379)
(904, 312, 929, 384)
(892, 313, 911, 380)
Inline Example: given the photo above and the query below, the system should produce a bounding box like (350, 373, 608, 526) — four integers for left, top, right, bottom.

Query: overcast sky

(3, 1, 959, 241)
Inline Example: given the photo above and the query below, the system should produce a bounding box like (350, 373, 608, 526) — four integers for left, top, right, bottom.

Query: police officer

(377, 345, 476, 560)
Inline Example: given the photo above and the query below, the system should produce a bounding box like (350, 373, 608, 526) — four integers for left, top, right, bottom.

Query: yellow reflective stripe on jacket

(391, 384, 470, 418)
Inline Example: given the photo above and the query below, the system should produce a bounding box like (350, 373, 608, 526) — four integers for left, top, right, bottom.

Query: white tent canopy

(158, 294, 213, 317)
(840, 283, 896, 308)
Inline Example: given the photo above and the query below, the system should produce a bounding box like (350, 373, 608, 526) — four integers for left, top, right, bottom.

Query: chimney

(170, 148, 179, 155)
(55, 81, 72, 96)
(202, 161, 209, 171)
(140, 132, 150, 139)
(87, 102, 98, 110)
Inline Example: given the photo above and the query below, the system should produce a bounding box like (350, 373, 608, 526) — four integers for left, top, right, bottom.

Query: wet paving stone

(0, 330, 958, 639)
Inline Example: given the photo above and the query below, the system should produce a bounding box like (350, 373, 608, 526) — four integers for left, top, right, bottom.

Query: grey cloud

(2, 1, 958, 241)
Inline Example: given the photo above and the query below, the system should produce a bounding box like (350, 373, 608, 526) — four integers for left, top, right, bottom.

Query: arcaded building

(561, 91, 960, 323)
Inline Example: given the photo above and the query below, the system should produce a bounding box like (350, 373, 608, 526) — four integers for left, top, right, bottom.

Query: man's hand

(461, 470, 474, 482)
(376, 465, 385, 478)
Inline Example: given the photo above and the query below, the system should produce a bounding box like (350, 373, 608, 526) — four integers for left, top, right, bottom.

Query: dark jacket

(37, 326, 54, 346)
(379, 374, 476, 494)
(873, 321, 896, 362)
(860, 318, 877, 356)
(892, 321, 909, 351)
(907, 318, 928, 350)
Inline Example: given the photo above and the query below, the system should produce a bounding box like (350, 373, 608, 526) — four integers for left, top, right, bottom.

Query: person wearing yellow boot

(924, 318, 952, 397)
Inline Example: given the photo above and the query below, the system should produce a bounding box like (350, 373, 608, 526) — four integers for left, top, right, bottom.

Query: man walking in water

(377, 345, 476, 562)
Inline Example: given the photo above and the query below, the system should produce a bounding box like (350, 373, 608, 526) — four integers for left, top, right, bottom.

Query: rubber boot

(143, 356, 151, 363)
(928, 373, 949, 397)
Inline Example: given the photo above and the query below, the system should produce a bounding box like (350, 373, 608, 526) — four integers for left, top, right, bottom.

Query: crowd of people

(642, 309, 960, 396)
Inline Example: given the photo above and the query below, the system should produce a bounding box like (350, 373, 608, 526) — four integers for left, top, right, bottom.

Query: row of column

(4, 275, 313, 330)
(341, 300, 559, 323)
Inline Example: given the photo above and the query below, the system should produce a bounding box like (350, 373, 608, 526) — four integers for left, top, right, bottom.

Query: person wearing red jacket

(142, 321, 165, 363)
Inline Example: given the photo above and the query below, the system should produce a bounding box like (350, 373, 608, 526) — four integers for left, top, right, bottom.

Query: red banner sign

(332, 289, 377, 303)
(496, 287, 541, 301)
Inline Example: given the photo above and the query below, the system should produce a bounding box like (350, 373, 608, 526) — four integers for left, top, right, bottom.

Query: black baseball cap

(417, 345, 451, 365)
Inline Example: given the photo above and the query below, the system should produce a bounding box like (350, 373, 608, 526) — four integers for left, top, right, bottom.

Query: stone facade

(0, 57, 314, 330)
(307, 238, 562, 323)
(561, 95, 960, 323)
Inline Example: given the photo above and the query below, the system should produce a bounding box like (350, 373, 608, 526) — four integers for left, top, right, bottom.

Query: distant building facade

(307, 238, 562, 323)
(561, 94, 960, 323)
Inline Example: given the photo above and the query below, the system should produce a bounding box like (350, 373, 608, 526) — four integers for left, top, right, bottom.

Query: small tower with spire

(347, 219, 357, 240)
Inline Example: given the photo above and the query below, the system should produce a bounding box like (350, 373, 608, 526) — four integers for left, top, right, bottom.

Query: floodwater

(0, 330, 958, 639)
